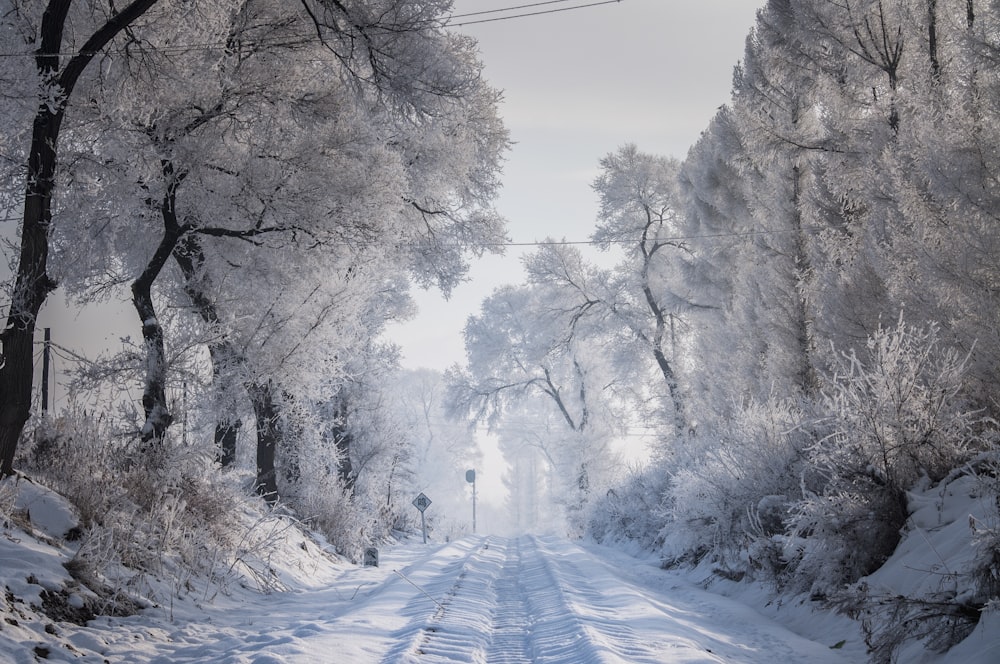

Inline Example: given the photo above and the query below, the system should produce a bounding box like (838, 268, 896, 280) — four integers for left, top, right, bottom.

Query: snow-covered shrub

(834, 581, 982, 664)
(293, 480, 368, 562)
(969, 451, 1000, 605)
(17, 412, 245, 604)
(784, 487, 907, 594)
(822, 467, 1000, 662)
(587, 464, 670, 548)
(813, 317, 976, 490)
(662, 397, 807, 571)
(20, 413, 127, 528)
(0, 476, 16, 525)
(784, 318, 981, 593)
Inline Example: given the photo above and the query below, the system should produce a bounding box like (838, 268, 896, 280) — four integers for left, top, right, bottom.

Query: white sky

(383, 0, 766, 370)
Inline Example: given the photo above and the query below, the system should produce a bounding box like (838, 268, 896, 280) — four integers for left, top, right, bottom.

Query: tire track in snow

(345, 534, 852, 664)
(517, 535, 663, 664)
(535, 536, 853, 663)
(387, 535, 684, 664)
(482, 537, 530, 663)
(381, 536, 505, 663)
(530, 535, 718, 663)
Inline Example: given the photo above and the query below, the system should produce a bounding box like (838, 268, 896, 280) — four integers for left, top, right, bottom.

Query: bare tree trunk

(215, 420, 241, 467)
(172, 235, 286, 502)
(131, 160, 187, 442)
(642, 281, 686, 436)
(791, 164, 818, 394)
(330, 393, 355, 492)
(0, 0, 161, 475)
(172, 234, 245, 468)
(173, 235, 289, 504)
(636, 207, 687, 437)
(928, 0, 940, 80)
(248, 380, 281, 505)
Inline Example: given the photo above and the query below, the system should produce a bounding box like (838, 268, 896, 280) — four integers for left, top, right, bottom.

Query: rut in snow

(385, 535, 681, 664)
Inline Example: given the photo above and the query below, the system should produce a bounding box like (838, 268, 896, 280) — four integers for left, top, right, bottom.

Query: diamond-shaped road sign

(412, 492, 432, 513)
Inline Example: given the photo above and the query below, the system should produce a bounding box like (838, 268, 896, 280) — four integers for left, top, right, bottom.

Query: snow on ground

(1, 473, 998, 663)
(1, 526, 854, 664)
(657, 474, 1000, 664)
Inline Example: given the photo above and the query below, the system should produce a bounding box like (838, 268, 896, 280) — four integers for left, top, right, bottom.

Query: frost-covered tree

(726, 0, 822, 396)
(448, 280, 625, 532)
(591, 145, 706, 436)
(673, 108, 753, 424)
(496, 404, 574, 534)
(21, 0, 507, 503)
(593, 1, 1000, 603)
(0, 0, 166, 475)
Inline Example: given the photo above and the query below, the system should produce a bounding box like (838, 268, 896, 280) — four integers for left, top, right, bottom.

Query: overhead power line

(448, 0, 582, 20)
(0, 1, 624, 59)
(447, 0, 623, 27)
(470, 224, 827, 248)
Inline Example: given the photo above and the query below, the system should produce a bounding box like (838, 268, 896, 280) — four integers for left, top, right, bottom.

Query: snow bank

(5, 475, 80, 540)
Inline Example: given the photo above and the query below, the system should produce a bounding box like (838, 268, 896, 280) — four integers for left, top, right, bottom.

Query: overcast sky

(384, 0, 766, 370)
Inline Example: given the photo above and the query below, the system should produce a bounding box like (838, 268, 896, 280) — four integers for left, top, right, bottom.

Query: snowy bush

(812, 317, 976, 491)
(819, 467, 1000, 662)
(17, 412, 246, 605)
(661, 397, 808, 571)
(784, 487, 907, 594)
(587, 464, 670, 548)
(293, 480, 369, 563)
(784, 318, 982, 593)
(833, 580, 982, 664)
(0, 476, 15, 525)
(20, 413, 129, 528)
(969, 452, 1000, 605)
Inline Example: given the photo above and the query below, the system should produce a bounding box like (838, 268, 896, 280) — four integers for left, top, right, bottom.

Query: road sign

(412, 492, 432, 513)
(412, 493, 432, 544)
(465, 469, 475, 483)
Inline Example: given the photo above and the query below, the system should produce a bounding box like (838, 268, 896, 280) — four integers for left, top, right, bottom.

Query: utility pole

(41, 328, 51, 414)
(466, 469, 477, 533)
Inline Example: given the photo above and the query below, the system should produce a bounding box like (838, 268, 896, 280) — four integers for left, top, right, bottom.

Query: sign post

(412, 492, 432, 544)
(465, 469, 476, 533)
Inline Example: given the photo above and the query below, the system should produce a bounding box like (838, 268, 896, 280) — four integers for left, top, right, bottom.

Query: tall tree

(0, 0, 163, 475)
(591, 145, 706, 436)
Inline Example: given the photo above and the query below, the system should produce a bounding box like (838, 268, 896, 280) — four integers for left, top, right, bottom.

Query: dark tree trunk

(540, 367, 585, 434)
(172, 235, 286, 504)
(0, 0, 161, 475)
(928, 0, 940, 80)
(643, 280, 686, 436)
(636, 208, 687, 437)
(131, 160, 187, 442)
(331, 395, 355, 492)
(790, 164, 818, 394)
(215, 420, 241, 468)
(172, 234, 245, 468)
(248, 380, 281, 505)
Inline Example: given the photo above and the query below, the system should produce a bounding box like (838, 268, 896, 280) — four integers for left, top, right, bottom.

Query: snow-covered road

(74, 535, 854, 664)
